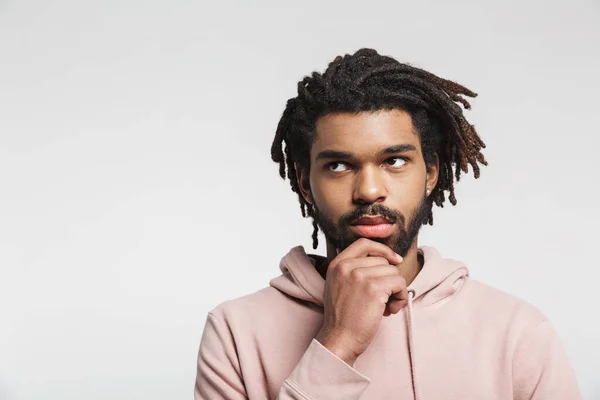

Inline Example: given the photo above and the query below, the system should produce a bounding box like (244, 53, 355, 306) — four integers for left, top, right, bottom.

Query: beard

(312, 193, 430, 257)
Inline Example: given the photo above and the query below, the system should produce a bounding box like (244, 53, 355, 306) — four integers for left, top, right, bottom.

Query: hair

(270, 48, 488, 249)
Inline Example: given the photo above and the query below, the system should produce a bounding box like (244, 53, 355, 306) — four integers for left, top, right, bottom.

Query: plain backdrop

(1, 0, 599, 399)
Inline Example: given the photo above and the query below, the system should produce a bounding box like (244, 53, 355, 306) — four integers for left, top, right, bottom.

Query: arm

(195, 313, 371, 400)
(195, 313, 247, 400)
(276, 339, 371, 400)
(512, 320, 582, 400)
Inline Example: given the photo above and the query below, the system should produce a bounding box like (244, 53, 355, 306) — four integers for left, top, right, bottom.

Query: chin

(343, 234, 396, 248)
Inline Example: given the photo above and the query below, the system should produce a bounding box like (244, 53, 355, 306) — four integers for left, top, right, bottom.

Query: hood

(269, 245, 469, 308)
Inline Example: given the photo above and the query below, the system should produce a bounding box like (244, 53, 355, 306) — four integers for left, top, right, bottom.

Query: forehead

(312, 109, 421, 156)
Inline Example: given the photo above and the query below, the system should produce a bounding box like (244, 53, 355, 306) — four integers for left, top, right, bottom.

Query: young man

(194, 49, 581, 399)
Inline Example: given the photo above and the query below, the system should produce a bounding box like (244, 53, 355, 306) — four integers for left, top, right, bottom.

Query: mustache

(339, 204, 405, 226)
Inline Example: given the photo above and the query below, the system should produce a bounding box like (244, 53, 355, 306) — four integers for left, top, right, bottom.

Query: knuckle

(359, 237, 376, 246)
(366, 280, 380, 295)
(374, 257, 388, 266)
(357, 237, 370, 246)
(337, 261, 351, 276)
(350, 268, 365, 282)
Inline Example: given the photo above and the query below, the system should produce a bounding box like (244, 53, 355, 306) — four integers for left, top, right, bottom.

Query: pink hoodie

(195, 246, 581, 399)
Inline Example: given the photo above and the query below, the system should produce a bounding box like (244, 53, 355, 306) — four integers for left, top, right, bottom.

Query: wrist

(315, 329, 360, 366)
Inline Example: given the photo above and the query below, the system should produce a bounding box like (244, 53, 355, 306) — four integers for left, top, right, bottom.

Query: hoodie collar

(269, 245, 469, 308)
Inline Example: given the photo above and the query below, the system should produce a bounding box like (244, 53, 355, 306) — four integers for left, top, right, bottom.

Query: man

(195, 49, 581, 399)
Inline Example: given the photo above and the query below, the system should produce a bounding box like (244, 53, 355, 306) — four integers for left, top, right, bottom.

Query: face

(297, 109, 438, 257)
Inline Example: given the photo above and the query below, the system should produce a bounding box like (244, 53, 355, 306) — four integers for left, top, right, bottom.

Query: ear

(425, 154, 440, 196)
(295, 165, 314, 205)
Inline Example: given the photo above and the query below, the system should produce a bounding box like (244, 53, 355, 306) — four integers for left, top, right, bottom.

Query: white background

(1, 0, 599, 399)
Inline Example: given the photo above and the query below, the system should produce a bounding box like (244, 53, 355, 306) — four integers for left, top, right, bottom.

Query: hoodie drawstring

(407, 289, 421, 400)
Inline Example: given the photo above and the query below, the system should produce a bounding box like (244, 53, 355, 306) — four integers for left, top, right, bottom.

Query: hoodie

(195, 246, 581, 399)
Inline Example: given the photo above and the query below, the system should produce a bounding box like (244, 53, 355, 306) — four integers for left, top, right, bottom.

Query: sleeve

(512, 319, 582, 400)
(195, 313, 247, 400)
(277, 339, 371, 400)
(195, 313, 371, 400)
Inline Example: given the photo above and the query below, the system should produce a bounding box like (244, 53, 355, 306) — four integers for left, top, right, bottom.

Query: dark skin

(294, 109, 440, 365)
(297, 109, 439, 287)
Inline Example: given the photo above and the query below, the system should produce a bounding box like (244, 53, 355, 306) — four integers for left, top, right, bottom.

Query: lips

(351, 216, 393, 225)
(349, 215, 395, 238)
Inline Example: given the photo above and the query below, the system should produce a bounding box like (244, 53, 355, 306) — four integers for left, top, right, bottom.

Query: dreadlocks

(271, 48, 488, 249)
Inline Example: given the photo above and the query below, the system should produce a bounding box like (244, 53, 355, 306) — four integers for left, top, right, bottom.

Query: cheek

(387, 173, 426, 207)
(310, 177, 350, 218)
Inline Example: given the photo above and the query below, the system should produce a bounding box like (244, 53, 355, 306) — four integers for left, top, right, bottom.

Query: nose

(352, 165, 388, 205)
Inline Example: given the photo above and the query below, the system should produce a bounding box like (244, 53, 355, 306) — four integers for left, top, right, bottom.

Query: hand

(315, 238, 409, 366)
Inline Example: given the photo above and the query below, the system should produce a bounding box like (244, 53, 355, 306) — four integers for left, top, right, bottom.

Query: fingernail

(395, 253, 403, 262)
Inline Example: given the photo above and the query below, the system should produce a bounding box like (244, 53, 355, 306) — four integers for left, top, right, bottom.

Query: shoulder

(465, 279, 547, 331)
(209, 286, 284, 321)
(462, 279, 548, 337)
(466, 279, 546, 319)
(207, 285, 315, 328)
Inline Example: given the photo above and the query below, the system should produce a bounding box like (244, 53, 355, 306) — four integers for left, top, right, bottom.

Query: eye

(327, 162, 350, 172)
(384, 157, 407, 168)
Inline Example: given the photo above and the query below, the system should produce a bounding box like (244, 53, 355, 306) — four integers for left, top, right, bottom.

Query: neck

(321, 239, 423, 286)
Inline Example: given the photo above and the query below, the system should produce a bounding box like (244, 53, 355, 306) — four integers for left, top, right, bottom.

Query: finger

(385, 285, 409, 315)
(335, 238, 403, 266)
(331, 258, 394, 280)
(386, 298, 408, 314)
(338, 256, 393, 270)
(371, 275, 407, 300)
(390, 286, 409, 302)
(351, 264, 401, 280)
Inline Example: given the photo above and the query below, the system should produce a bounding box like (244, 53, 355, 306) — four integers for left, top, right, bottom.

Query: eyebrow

(377, 144, 417, 156)
(315, 144, 417, 161)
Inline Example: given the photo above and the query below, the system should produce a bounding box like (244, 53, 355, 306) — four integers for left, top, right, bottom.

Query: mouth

(349, 215, 395, 238)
